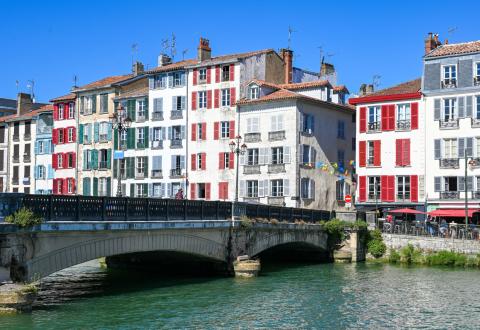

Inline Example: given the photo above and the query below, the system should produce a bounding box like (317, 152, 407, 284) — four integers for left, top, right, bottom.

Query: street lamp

(229, 136, 247, 203)
(109, 104, 132, 197)
(465, 155, 477, 230)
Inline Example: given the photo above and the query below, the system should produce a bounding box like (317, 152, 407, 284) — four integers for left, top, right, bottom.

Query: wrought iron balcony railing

(439, 119, 459, 129)
(396, 120, 411, 131)
(244, 133, 261, 143)
(268, 130, 286, 141)
(439, 158, 459, 169)
(440, 191, 460, 199)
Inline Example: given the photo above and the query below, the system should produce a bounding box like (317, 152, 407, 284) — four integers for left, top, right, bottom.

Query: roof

(0, 104, 53, 123)
(187, 49, 275, 67)
(280, 80, 331, 90)
(145, 59, 197, 74)
(248, 79, 282, 90)
(425, 40, 480, 58)
(0, 98, 17, 110)
(74, 74, 133, 92)
(114, 86, 149, 100)
(333, 85, 350, 94)
(50, 93, 76, 103)
(349, 78, 421, 105)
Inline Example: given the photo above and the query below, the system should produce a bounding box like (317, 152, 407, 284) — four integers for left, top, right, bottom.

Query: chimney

(280, 48, 293, 84)
(197, 37, 211, 61)
(320, 62, 335, 77)
(158, 54, 172, 67)
(424, 33, 442, 55)
(132, 61, 144, 77)
(17, 93, 34, 116)
(358, 84, 374, 96)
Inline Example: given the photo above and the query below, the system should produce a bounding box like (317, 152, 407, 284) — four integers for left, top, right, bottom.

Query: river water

(2, 260, 480, 329)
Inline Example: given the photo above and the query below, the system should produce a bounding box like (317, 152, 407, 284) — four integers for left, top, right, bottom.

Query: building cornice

(349, 92, 422, 105)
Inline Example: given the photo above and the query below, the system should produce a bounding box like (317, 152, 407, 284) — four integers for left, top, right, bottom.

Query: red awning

(388, 208, 425, 215)
(428, 209, 480, 218)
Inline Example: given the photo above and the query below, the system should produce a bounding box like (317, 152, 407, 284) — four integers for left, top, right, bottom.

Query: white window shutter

(299, 145, 304, 163)
(299, 113, 304, 131)
(239, 180, 245, 197)
(167, 183, 172, 198)
(239, 154, 245, 166)
(284, 146, 291, 164)
(264, 148, 271, 165)
(278, 115, 284, 130)
(312, 148, 317, 163)
(161, 183, 165, 197)
(148, 183, 153, 197)
(265, 180, 270, 196)
(283, 179, 290, 196)
(254, 117, 259, 132)
(259, 148, 265, 165)
(246, 118, 252, 133)
(258, 180, 264, 197)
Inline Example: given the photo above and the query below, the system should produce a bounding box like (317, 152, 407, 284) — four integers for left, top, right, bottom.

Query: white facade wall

(0, 125, 8, 192)
(8, 119, 36, 193)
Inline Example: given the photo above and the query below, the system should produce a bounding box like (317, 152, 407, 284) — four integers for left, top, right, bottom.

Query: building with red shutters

(349, 78, 425, 213)
(50, 93, 77, 195)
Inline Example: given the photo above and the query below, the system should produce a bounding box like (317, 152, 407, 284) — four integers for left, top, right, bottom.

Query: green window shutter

(144, 98, 149, 120)
(128, 100, 136, 121)
(130, 183, 135, 197)
(127, 128, 135, 149)
(79, 124, 84, 144)
(106, 177, 111, 197)
(114, 128, 118, 150)
(92, 149, 99, 169)
(144, 156, 148, 178)
(92, 95, 97, 113)
(93, 177, 98, 196)
(94, 122, 99, 142)
(83, 150, 87, 170)
(127, 157, 134, 179)
(107, 123, 113, 141)
(143, 184, 148, 197)
(107, 149, 112, 168)
(144, 127, 149, 148)
(113, 159, 118, 178)
(83, 177, 90, 196)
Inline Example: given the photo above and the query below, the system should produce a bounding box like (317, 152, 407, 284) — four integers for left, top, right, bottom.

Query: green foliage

(426, 251, 467, 267)
(5, 207, 42, 228)
(365, 229, 386, 258)
(239, 216, 253, 229)
(323, 219, 347, 248)
(388, 249, 401, 263)
(385, 246, 480, 268)
(20, 283, 38, 294)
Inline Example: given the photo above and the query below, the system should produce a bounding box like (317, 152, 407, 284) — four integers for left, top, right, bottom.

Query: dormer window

(442, 65, 457, 88)
(249, 86, 259, 99)
(475, 63, 480, 86)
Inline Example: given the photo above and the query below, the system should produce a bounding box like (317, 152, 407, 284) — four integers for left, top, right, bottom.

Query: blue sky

(1, 0, 478, 102)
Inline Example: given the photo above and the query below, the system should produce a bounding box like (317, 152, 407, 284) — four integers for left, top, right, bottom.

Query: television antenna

(131, 43, 138, 65)
(27, 80, 35, 101)
(447, 27, 458, 40)
(73, 75, 78, 88)
(15, 80, 19, 91)
(170, 33, 177, 60)
(287, 26, 297, 50)
(161, 38, 169, 55)
(182, 49, 188, 60)
(372, 74, 381, 88)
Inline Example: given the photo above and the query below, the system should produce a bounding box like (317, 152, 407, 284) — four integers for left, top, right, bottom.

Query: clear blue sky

(1, 0, 478, 103)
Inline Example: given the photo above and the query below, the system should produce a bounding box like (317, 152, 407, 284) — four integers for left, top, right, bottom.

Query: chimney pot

(280, 48, 293, 84)
(197, 37, 212, 61)
(17, 93, 34, 116)
(132, 61, 144, 76)
(158, 54, 172, 67)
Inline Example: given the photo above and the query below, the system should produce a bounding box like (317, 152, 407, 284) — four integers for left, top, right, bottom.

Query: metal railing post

(124, 197, 129, 221)
(146, 198, 150, 221)
(201, 200, 204, 220)
(166, 198, 170, 220)
(48, 195, 53, 221)
(102, 197, 106, 221)
(216, 201, 219, 220)
(184, 199, 187, 220)
(76, 195, 80, 221)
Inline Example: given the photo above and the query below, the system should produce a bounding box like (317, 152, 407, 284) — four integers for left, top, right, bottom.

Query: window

(136, 157, 145, 176)
(67, 153, 74, 168)
(222, 65, 230, 81)
(137, 128, 145, 146)
(38, 165, 45, 179)
(247, 180, 258, 197)
(368, 106, 381, 131)
(100, 94, 108, 113)
(199, 68, 207, 81)
(198, 91, 207, 109)
(58, 104, 64, 120)
(271, 179, 284, 197)
(99, 122, 108, 142)
(223, 152, 231, 169)
(368, 176, 380, 200)
(444, 177, 457, 192)
(137, 99, 146, 118)
(154, 74, 167, 89)
(302, 113, 314, 133)
(85, 150, 92, 170)
(271, 115, 284, 132)
(475, 63, 480, 80)
(68, 127, 74, 142)
(336, 180, 349, 201)
(83, 124, 90, 143)
(249, 86, 259, 99)
(99, 149, 108, 169)
(120, 129, 127, 147)
(271, 147, 283, 164)
(476, 96, 480, 119)
(397, 103, 411, 129)
(337, 150, 345, 168)
(442, 65, 457, 86)
(173, 96, 184, 110)
(301, 178, 315, 199)
(397, 176, 410, 200)
(58, 128, 64, 144)
(136, 183, 147, 197)
(85, 96, 93, 114)
(197, 123, 205, 140)
(152, 183, 162, 197)
(367, 141, 375, 165)
(57, 153, 63, 169)
(302, 145, 316, 165)
(443, 98, 456, 122)
(246, 117, 260, 133)
(173, 72, 183, 87)
(247, 148, 259, 165)
(197, 153, 204, 170)
(337, 121, 345, 139)
(220, 121, 230, 138)
(444, 139, 457, 159)
(153, 127, 163, 141)
(221, 89, 230, 107)
(38, 140, 45, 154)
(197, 183, 206, 199)
(67, 179, 74, 194)
(69, 102, 75, 118)
(171, 125, 183, 140)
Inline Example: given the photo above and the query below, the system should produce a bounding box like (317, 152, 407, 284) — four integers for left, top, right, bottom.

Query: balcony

(268, 196, 285, 206)
(440, 191, 459, 199)
(367, 122, 381, 132)
(439, 119, 459, 129)
(136, 115, 146, 123)
(243, 165, 261, 174)
(152, 112, 164, 121)
(244, 133, 261, 143)
(23, 154, 31, 163)
(170, 139, 182, 148)
(136, 142, 147, 150)
(170, 168, 183, 178)
(472, 191, 480, 199)
(243, 197, 260, 203)
(472, 118, 480, 128)
(170, 110, 183, 119)
(13, 135, 19, 142)
(12, 177, 19, 185)
(99, 161, 108, 170)
(24, 133, 31, 141)
(300, 129, 313, 137)
(396, 120, 411, 131)
(151, 169, 163, 179)
(135, 171, 145, 179)
(13, 156, 19, 163)
(439, 158, 459, 169)
(475, 76, 480, 86)
(300, 162, 315, 169)
(441, 79, 457, 89)
(396, 194, 411, 202)
(151, 140, 163, 149)
(268, 163, 286, 173)
(37, 127, 52, 135)
(268, 130, 286, 141)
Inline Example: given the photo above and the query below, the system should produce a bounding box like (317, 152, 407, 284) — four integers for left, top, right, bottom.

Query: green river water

(2, 260, 480, 329)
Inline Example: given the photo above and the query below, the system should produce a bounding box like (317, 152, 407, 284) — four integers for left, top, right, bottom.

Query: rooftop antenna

(131, 43, 138, 65)
(15, 80, 19, 92)
(27, 80, 35, 102)
(182, 49, 188, 60)
(318, 46, 324, 77)
(161, 38, 170, 55)
(447, 27, 457, 41)
(287, 26, 297, 50)
(170, 33, 177, 60)
(372, 74, 381, 89)
(73, 75, 78, 88)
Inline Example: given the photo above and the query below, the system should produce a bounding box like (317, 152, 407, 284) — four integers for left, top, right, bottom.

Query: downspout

(6, 123, 10, 192)
(185, 70, 189, 199)
(296, 101, 301, 208)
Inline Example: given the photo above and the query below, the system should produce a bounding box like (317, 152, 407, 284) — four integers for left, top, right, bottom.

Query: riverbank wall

(382, 234, 480, 255)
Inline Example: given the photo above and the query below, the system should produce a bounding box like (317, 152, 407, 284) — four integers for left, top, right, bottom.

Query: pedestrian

(175, 188, 184, 200)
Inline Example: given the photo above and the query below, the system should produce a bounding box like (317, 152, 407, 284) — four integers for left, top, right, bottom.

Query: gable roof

(187, 49, 276, 67)
(114, 86, 149, 101)
(333, 85, 350, 94)
(145, 59, 197, 74)
(349, 78, 421, 105)
(425, 40, 480, 58)
(73, 74, 133, 92)
(50, 93, 76, 103)
(1, 104, 53, 123)
(280, 80, 331, 90)
(247, 79, 282, 90)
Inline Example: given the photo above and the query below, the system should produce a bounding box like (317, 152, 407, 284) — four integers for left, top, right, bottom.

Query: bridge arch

(24, 233, 227, 281)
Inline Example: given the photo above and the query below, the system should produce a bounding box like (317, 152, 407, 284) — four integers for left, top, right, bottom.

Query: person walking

(175, 188, 184, 200)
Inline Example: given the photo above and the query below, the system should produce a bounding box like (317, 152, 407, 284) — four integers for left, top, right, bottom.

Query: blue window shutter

(94, 122, 99, 142)
(107, 123, 112, 141)
(34, 141, 39, 155)
(34, 166, 38, 179)
(48, 164, 54, 179)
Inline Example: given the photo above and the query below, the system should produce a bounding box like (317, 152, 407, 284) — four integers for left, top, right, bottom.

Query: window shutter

(434, 177, 441, 192)
(214, 89, 220, 108)
(214, 122, 219, 140)
(381, 105, 388, 131)
(359, 176, 366, 202)
(129, 183, 134, 197)
(467, 176, 474, 191)
(230, 87, 236, 106)
(193, 69, 198, 85)
(389, 104, 395, 130)
(64, 103, 69, 120)
(78, 125, 84, 144)
(388, 176, 395, 202)
(264, 179, 270, 196)
(72, 127, 77, 142)
(229, 64, 235, 81)
(359, 107, 366, 133)
(149, 77, 154, 89)
(459, 176, 465, 192)
(191, 154, 196, 170)
(434, 139, 441, 159)
(403, 139, 410, 166)
(53, 105, 58, 121)
(229, 152, 234, 169)
(239, 153, 245, 166)
(283, 179, 290, 196)
(395, 139, 402, 166)
(52, 128, 57, 145)
(458, 96, 465, 118)
(411, 175, 418, 202)
(191, 123, 197, 141)
(205, 183, 211, 200)
(359, 141, 366, 167)
(283, 146, 291, 163)
(411, 102, 418, 129)
(466, 137, 473, 157)
(458, 138, 465, 158)
(52, 153, 57, 169)
(201, 153, 206, 170)
(218, 183, 223, 200)
(94, 122, 99, 142)
(215, 65, 220, 82)
(144, 127, 149, 148)
(207, 90, 212, 109)
(48, 164, 54, 179)
(219, 152, 224, 169)
(373, 140, 381, 166)
(229, 120, 235, 138)
(434, 99, 441, 121)
(190, 183, 196, 199)
(92, 95, 97, 114)
(202, 123, 207, 141)
(72, 152, 77, 169)
(206, 66, 211, 84)
(192, 92, 197, 110)
(466, 96, 473, 117)
(34, 141, 39, 155)
(380, 176, 388, 202)
(106, 149, 111, 169)
(258, 180, 264, 197)
(93, 177, 98, 196)
(106, 178, 111, 197)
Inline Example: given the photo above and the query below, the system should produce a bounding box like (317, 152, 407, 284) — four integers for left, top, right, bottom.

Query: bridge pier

(0, 283, 37, 314)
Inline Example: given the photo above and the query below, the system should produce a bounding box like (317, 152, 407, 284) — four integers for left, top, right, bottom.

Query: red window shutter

(71, 153, 76, 169)
(52, 179, 57, 194)
(359, 141, 366, 167)
(52, 154, 57, 169)
(230, 87, 236, 106)
(215, 65, 220, 83)
(207, 66, 211, 84)
(52, 129, 57, 145)
(191, 123, 197, 141)
(359, 176, 366, 202)
(72, 127, 76, 142)
(63, 153, 68, 168)
(219, 182, 228, 200)
(193, 69, 198, 85)
(62, 178, 68, 194)
(53, 105, 58, 121)
(218, 183, 223, 199)
(207, 90, 212, 109)
(395, 139, 402, 166)
(202, 123, 207, 141)
(229, 64, 235, 81)
(214, 122, 219, 140)
(359, 107, 366, 133)
(201, 153, 206, 170)
(229, 152, 234, 169)
(403, 139, 411, 166)
(190, 183, 196, 199)
(388, 176, 395, 202)
(411, 102, 418, 129)
(64, 103, 69, 120)
(214, 89, 220, 108)
(63, 128, 68, 144)
(381, 176, 388, 202)
(205, 183, 211, 200)
(373, 140, 381, 166)
(191, 154, 196, 170)
(389, 105, 395, 131)
(229, 120, 235, 138)
(192, 92, 197, 110)
(219, 152, 224, 169)
(381, 105, 388, 131)
(410, 175, 418, 202)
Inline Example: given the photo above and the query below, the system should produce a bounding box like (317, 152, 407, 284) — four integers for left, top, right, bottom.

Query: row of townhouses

(351, 34, 480, 214)
(2, 38, 356, 211)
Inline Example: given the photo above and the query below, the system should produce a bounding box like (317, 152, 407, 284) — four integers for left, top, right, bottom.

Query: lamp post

(229, 136, 247, 220)
(465, 155, 477, 230)
(109, 104, 132, 197)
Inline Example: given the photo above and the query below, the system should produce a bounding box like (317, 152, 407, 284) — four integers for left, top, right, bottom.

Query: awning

(388, 208, 425, 215)
(428, 209, 480, 218)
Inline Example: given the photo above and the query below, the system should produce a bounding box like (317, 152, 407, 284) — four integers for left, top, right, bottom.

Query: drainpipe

(6, 123, 10, 192)
(184, 71, 189, 199)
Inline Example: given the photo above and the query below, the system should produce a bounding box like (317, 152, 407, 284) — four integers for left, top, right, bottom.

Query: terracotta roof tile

(74, 74, 133, 91)
(363, 78, 421, 97)
(188, 49, 275, 67)
(50, 93, 76, 102)
(248, 79, 282, 90)
(114, 86, 149, 100)
(280, 80, 331, 90)
(1, 104, 53, 123)
(333, 85, 350, 93)
(426, 40, 480, 58)
(145, 59, 197, 73)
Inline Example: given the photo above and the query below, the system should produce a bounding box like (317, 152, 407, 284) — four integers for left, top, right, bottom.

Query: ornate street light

(465, 156, 477, 230)
(229, 136, 247, 203)
(109, 103, 132, 197)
